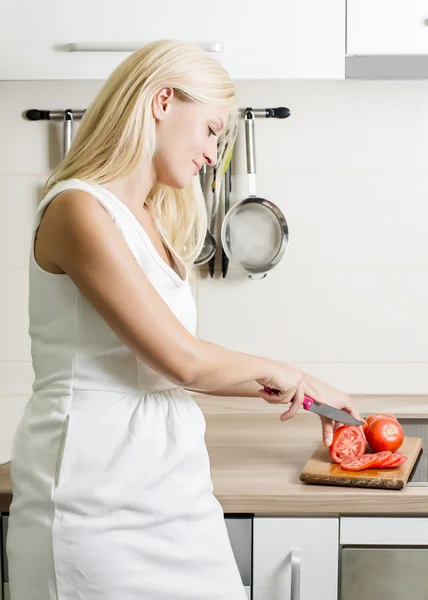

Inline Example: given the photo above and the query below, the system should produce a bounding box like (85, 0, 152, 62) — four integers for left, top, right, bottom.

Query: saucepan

(220, 109, 289, 279)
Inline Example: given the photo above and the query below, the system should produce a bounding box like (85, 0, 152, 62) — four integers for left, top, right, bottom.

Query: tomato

(329, 425, 366, 464)
(372, 451, 393, 467)
(340, 454, 380, 471)
(366, 417, 404, 453)
(365, 413, 398, 427)
(381, 453, 408, 468)
(362, 421, 369, 438)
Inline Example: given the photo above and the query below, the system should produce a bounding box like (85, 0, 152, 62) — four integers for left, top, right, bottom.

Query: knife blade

(303, 396, 364, 425)
(263, 387, 364, 426)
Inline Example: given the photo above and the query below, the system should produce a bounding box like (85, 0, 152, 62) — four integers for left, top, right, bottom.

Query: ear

(152, 87, 175, 121)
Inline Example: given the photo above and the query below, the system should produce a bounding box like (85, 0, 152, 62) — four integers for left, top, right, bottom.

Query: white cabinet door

(0, 0, 345, 80)
(347, 0, 428, 55)
(253, 517, 339, 600)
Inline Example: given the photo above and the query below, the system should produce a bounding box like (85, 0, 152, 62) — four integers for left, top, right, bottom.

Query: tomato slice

(340, 454, 380, 471)
(381, 453, 408, 468)
(329, 425, 366, 464)
(372, 451, 393, 467)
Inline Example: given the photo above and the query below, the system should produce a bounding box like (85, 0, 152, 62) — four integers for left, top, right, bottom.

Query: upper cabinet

(0, 0, 345, 80)
(347, 0, 428, 55)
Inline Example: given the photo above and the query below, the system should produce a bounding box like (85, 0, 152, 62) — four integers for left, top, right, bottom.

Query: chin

(159, 174, 190, 190)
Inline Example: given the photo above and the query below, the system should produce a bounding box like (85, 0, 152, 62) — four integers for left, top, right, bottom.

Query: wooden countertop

(1, 398, 427, 515)
(205, 412, 428, 514)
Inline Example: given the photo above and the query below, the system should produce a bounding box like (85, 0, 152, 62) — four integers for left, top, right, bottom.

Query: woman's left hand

(303, 374, 363, 447)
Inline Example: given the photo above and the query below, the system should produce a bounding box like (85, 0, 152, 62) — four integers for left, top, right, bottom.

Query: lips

(193, 160, 202, 172)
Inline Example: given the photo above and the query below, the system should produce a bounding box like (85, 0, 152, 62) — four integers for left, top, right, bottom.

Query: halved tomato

(340, 454, 380, 471)
(329, 425, 366, 464)
(381, 453, 408, 468)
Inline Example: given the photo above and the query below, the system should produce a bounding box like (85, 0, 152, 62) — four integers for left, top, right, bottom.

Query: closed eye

(208, 126, 217, 137)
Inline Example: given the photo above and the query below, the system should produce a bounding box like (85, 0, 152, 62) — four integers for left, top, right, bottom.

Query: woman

(7, 39, 360, 599)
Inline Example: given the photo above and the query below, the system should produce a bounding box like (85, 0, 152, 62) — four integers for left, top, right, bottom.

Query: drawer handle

(66, 42, 224, 53)
(290, 549, 301, 600)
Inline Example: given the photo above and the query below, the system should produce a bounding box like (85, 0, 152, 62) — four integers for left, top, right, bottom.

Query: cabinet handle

(66, 42, 223, 53)
(290, 549, 301, 600)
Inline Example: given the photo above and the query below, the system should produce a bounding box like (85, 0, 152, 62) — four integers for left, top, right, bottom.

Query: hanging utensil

(208, 167, 218, 277)
(221, 160, 232, 278)
(195, 164, 216, 266)
(220, 108, 289, 279)
(63, 109, 73, 158)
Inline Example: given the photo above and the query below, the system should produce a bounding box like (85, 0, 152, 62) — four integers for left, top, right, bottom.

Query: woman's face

(153, 87, 231, 189)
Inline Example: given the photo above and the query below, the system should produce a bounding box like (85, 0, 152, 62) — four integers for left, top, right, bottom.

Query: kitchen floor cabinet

(253, 517, 339, 600)
(0, 0, 345, 80)
(347, 0, 428, 55)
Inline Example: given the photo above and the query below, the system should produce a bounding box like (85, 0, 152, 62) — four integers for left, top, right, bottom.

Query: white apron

(6, 179, 246, 600)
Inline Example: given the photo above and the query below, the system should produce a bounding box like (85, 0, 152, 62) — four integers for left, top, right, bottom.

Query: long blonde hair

(44, 39, 239, 268)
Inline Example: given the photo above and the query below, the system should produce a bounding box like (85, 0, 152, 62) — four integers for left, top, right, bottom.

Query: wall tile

(0, 80, 103, 175)
(197, 267, 428, 364)
(233, 80, 428, 176)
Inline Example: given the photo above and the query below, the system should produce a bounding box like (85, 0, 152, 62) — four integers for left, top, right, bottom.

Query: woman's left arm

(184, 380, 262, 397)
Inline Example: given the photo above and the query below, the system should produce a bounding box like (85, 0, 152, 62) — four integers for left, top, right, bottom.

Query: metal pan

(221, 109, 289, 279)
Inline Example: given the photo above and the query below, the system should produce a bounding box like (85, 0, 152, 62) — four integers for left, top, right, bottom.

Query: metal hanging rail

(24, 106, 291, 157)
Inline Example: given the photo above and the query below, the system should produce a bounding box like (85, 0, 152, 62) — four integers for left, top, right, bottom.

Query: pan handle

(245, 109, 257, 197)
(63, 109, 73, 158)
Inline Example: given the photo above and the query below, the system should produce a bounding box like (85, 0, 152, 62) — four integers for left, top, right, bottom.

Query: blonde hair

(44, 39, 239, 270)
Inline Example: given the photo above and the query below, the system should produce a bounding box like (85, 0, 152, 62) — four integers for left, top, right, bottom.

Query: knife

(263, 387, 364, 426)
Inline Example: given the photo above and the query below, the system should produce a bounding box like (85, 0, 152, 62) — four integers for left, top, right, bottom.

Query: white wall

(1, 79, 427, 421)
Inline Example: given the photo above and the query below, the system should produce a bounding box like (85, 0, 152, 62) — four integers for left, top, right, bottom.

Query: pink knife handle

(303, 395, 315, 410)
(263, 387, 315, 410)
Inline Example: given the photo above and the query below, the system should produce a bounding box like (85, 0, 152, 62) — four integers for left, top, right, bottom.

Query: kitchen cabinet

(253, 517, 339, 600)
(340, 518, 428, 600)
(0, 0, 345, 80)
(347, 0, 428, 55)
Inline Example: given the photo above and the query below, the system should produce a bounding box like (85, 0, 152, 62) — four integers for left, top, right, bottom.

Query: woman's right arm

(43, 190, 301, 398)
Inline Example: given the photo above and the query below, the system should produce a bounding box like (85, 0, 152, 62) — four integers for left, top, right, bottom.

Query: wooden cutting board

(300, 437, 423, 490)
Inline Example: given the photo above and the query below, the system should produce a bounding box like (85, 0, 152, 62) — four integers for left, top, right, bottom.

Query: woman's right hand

(256, 362, 319, 422)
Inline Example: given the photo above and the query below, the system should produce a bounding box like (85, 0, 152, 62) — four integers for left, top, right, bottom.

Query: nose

(203, 143, 217, 168)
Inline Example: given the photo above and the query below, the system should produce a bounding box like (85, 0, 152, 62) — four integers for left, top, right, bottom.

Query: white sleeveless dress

(6, 179, 247, 600)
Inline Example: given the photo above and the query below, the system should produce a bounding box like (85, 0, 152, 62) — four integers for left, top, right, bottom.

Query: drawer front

(341, 517, 428, 545)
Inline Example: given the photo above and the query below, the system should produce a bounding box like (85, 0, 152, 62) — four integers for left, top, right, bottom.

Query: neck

(103, 159, 156, 211)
